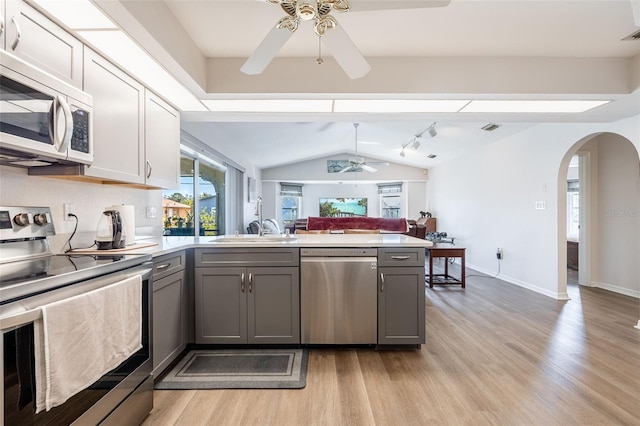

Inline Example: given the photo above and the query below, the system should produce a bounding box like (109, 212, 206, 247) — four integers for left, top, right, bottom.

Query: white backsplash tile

(0, 165, 163, 252)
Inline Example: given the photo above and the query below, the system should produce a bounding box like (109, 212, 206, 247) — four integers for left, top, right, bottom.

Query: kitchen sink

(211, 236, 298, 243)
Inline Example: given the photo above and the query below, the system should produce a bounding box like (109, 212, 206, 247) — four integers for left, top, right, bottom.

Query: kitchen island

(109, 233, 431, 375)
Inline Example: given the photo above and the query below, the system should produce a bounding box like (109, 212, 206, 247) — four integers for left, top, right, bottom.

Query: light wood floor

(143, 266, 640, 426)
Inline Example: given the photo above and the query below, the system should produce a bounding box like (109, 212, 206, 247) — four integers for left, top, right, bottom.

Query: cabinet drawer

(378, 248, 425, 267)
(153, 251, 186, 279)
(195, 248, 299, 267)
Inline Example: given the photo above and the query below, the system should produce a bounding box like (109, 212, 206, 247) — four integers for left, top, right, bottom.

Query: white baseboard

(591, 281, 640, 299)
(466, 263, 570, 300)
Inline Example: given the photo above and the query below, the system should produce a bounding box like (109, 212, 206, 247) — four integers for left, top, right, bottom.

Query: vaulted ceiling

(94, 0, 640, 170)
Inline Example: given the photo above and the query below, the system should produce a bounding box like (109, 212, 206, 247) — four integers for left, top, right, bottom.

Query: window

(567, 179, 579, 237)
(378, 182, 403, 218)
(163, 156, 195, 236)
(381, 195, 401, 218)
(280, 183, 302, 228)
(162, 151, 227, 236)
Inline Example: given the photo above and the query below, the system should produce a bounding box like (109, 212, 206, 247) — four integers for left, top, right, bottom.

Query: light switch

(535, 201, 547, 210)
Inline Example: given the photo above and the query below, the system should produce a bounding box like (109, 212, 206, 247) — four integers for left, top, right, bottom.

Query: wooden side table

(426, 245, 466, 288)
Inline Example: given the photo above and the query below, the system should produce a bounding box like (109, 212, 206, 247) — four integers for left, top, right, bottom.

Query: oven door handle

(0, 263, 152, 331)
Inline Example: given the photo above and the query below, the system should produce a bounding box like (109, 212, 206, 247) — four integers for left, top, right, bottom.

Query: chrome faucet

(255, 196, 264, 236)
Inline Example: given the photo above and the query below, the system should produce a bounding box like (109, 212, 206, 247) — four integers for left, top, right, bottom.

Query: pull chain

(316, 35, 324, 65)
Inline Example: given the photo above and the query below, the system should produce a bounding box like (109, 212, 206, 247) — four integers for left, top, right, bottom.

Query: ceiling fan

(241, 0, 451, 79)
(338, 123, 389, 173)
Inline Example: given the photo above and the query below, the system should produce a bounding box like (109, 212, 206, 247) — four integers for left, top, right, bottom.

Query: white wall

(0, 165, 162, 252)
(427, 115, 640, 299)
(593, 134, 640, 296)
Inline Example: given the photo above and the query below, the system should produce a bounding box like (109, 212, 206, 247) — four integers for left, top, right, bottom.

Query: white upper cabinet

(3, 0, 82, 88)
(83, 47, 145, 184)
(144, 91, 180, 189)
(82, 48, 180, 188)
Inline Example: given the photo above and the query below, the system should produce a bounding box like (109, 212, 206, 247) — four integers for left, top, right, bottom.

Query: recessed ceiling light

(461, 100, 610, 113)
(333, 100, 469, 113)
(202, 100, 333, 113)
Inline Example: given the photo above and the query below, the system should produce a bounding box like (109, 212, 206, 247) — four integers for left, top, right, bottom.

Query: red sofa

(305, 216, 409, 233)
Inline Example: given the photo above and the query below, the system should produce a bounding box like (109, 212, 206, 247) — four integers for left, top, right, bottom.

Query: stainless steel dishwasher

(300, 248, 378, 344)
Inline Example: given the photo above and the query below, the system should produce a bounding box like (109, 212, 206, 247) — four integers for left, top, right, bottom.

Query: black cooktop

(0, 253, 151, 304)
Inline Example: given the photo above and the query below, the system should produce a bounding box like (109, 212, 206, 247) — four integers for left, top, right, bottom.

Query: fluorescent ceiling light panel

(77, 30, 206, 112)
(202, 100, 333, 113)
(31, 0, 117, 30)
(333, 100, 469, 113)
(461, 100, 610, 113)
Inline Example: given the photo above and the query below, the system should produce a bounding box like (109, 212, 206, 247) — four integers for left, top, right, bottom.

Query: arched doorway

(557, 132, 640, 299)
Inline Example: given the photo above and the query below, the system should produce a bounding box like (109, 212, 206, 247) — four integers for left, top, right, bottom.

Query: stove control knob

(13, 213, 30, 226)
(34, 213, 49, 226)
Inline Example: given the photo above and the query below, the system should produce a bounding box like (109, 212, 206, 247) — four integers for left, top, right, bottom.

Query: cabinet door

(195, 267, 247, 344)
(4, 0, 82, 87)
(378, 267, 425, 345)
(83, 48, 145, 183)
(144, 90, 180, 189)
(247, 267, 300, 344)
(152, 270, 185, 377)
(1, 1, 5, 49)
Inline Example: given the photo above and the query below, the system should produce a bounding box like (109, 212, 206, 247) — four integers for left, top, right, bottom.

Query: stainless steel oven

(0, 206, 153, 426)
(0, 50, 92, 168)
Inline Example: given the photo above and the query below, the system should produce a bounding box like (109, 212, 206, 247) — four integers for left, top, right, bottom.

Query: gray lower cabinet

(195, 266, 300, 344)
(152, 251, 187, 377)
(377, 248, 426, 345)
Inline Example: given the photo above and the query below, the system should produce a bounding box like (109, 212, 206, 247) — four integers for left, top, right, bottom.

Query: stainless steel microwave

(0, 50, 93, 167)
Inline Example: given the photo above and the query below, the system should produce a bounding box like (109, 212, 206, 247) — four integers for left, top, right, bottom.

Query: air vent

(481, 123, 501, 132)
(427, 154, 437, 159)
(622, 30, 640, 41)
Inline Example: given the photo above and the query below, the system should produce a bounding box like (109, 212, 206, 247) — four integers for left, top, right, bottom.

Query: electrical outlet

(496, 247, 503, 260)
(64, 204, 75, 221)
(146, 206, 157, 219)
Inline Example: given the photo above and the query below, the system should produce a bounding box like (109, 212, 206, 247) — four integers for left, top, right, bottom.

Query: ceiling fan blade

(321, 22, 371, 79)
(349, 1, 451, 12)
(361, 164, 378, 173)
(337, 166, 354, 174)
(241, 24, 293, 75)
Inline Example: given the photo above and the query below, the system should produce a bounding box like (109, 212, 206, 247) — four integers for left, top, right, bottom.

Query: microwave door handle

(49, 95, 73, 153)
(10, 16, 20, 50)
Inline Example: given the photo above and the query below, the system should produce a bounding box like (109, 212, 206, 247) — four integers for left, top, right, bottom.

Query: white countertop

(121, 234, 432, 257)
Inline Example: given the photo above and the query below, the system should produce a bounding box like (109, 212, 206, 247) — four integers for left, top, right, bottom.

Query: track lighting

(427, 123, 437, 137)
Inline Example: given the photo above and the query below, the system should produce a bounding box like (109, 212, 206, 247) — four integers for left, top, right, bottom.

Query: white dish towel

(34, 274, 142, 413)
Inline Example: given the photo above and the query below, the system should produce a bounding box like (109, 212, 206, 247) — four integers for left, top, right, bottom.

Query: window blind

(377, 182, 403, 194)
(280, 183, 303, 196)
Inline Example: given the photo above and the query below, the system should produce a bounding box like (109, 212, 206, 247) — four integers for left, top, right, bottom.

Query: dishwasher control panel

(300, 248, 377, 257)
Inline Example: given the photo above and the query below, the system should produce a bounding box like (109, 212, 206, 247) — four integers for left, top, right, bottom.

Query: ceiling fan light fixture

(297, 1, 318, 20)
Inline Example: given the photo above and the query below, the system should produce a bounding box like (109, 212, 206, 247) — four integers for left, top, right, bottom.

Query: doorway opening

(557, 132, 640, 301)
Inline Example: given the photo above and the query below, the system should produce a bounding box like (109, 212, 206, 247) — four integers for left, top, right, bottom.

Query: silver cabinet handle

(240, 272, 245, 292)
(380, 272, 385, 292)
(155, 263, 170, 270)
(391, 255, 411, 260)
(11, 16, 21, 50)
(146, 161, 152, 179)
(248, 273, 253, 293)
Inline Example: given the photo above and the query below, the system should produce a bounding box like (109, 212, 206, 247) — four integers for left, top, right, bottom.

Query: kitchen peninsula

(127, 233, 431, 377)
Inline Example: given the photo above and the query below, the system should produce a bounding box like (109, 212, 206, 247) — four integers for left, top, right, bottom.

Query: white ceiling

(95, 0, 640, 170)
